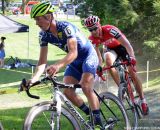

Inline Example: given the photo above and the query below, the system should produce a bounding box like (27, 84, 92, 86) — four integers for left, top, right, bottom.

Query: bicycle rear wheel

(23, 101, 81, 130)
(118, 83, 138, 130)
(99, 92, 131, 130)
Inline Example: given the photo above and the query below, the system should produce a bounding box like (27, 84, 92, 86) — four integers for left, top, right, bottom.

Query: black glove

(96, 65, 103, 77)
(97, 65, 102, 72)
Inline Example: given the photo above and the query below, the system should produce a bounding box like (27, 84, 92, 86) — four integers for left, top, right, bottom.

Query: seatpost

(115, 60, 126, 84)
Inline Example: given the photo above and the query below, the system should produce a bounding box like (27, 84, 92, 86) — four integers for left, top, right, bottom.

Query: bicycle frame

(54, 87, 121, 130)
(116, 62, 136, 104)
(99, 59, 137, 104)
(53, 87, 93, 130)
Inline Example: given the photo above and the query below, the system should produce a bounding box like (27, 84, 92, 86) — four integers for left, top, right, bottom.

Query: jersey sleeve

(63, 25, 76, 39)
(39, 31, 48, 47)
(108, 26, 122, 39)
(89, 36, 100, 47)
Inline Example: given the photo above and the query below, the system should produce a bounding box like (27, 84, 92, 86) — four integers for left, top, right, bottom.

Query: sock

(79, 102, 90, 115)
(92, 109, 102, 126)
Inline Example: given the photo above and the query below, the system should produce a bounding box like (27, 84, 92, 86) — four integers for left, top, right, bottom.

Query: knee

(81, 83, 93, 96)
(105, 55, 114, 66)
(63, 89, 72, 98)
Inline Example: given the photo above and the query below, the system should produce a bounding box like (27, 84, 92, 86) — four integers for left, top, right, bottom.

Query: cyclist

(29, 2, 103, 129)
(84, 15, 149, 115)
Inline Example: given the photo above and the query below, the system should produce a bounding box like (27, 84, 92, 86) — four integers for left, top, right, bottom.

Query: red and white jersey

(89, 25, 125, 49)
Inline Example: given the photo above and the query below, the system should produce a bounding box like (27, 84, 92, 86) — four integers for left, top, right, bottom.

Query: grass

(0, 107, 29, 130)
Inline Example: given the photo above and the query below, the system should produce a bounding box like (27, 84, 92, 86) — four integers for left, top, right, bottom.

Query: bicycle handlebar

(19, 76, 81, 99)
(97, 60, 129, 81)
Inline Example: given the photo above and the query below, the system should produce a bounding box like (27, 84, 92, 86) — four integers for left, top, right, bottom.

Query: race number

(64, 26, 74, 37)
(110, 28, 121, 39)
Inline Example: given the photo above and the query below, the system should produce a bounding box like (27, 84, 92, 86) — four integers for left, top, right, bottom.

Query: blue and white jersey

(39, 21, 95, 60)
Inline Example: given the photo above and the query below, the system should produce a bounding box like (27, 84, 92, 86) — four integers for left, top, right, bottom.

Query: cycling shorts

(104, 45, 129, 61)
(64, 51, 99, 81)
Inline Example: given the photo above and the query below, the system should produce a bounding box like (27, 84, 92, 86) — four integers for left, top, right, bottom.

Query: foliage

(143, 36, 160, 61)
(75, 0, 160, 65)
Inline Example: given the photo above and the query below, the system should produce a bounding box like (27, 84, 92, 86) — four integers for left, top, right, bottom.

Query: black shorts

(107, 45, 129, 60)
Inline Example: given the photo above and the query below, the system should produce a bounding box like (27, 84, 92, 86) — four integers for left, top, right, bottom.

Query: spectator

(0, 37, 6, 68)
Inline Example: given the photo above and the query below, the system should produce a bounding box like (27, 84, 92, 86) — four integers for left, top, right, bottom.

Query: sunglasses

(88, 27, 98, 32)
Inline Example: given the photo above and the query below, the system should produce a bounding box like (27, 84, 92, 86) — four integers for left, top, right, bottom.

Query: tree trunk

(21, 0, 30, 14)
(2, 0, 5, 15)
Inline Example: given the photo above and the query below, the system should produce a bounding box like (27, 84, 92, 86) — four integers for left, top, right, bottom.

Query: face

(88, 25, 101, 37)
(34, 15, 51, 31)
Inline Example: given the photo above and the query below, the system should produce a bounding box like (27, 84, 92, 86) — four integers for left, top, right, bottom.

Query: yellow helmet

(30, 1, 54, 18)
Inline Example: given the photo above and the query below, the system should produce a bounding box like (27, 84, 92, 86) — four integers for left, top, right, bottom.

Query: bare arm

(95, 46, 103, 66)
(56, 37, 78, 68)
(118, 35, 135, 58)
(31, 46, 48, 83)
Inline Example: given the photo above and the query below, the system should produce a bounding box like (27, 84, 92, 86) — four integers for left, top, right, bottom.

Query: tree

(78, 0, 160, 63)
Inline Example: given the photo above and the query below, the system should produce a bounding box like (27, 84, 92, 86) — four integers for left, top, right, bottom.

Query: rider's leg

(104, 50, 120, 86)
(128, 66, 149, 115)
(79, 73, 99, 110)
(63, 76, 90, 115)
(128, 66, 144, 99)
(79, 72, 102, 126)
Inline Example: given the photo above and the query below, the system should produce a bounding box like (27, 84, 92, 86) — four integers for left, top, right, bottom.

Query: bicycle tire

(23, 101, 81, 130)
(134, 103, 143, 119)
(118, 84, 138, 130)
(99, 92, 131, 130)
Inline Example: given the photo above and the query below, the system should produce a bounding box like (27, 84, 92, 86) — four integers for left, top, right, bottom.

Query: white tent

(0, 14, 29, 33)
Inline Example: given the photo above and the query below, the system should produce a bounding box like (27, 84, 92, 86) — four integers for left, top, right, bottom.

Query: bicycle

(19, 75, 131, 130)
(97, 57, 144, 130)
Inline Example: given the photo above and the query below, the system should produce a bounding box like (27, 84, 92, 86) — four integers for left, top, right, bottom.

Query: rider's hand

(26, 79, 33, 86)
(20, 79, 30, 91)
(45, 64, 60, 76)
(97, 65, 102, 72)
(129, 56, 136, 66)
(96, 65, 103, 76)
(127, 56, 137, 72)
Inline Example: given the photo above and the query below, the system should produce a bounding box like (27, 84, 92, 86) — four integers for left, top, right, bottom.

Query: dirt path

(138, 85, 160, 130)
(95, 81, 160, 130)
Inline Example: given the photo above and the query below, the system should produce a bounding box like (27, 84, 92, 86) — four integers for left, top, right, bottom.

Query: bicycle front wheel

(23, 101, 81, 130)
(99, 92, 131, 130)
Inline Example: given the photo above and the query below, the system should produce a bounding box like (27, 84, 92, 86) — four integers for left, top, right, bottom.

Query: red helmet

(84, 16, 100, 28)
